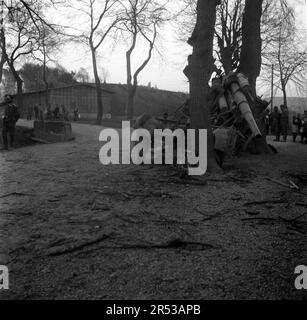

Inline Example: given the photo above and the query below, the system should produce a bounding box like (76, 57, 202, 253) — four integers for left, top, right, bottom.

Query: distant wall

(16, 83, 187, 120)
(18, 86, 112, 119)
(104, 84, 187, 117)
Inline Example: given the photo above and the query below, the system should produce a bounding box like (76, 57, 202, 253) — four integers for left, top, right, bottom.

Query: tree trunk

(238, 0, 272, 155)
(127, 84, 136, 121)
(217, 35, 233, 74)
(184, 0, 221, 172)
(126, 27, 137, 121)
(90, 44, 103, 125)
(0, 54, 5, 83)
(238, 0, 263, 94)
(126, 49, 134, 120)
(42, 42, 50, 108)
(0, 9, 5, 83)
(8, 60, 23, 111)
(16, 78, 23, 110)
(43, 77, 50, 108)
(282, 85, 287, 108)
(43, 65, 49, 108)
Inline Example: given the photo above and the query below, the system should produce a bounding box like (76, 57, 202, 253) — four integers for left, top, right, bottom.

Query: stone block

(34, 121, 74, 143)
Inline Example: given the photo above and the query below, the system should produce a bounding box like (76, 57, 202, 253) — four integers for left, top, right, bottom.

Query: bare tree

(0, 0, 59, 82)
(173, 0, 197, 43)
(121, 0, 168, 120)
(0, 0, 59, 109)
(215, 0, 244, 74)
(176, 0, 282, 78)
(261, 1, 307, 106)
(72, 0, 122, 124)
(1, 6, 41, 109)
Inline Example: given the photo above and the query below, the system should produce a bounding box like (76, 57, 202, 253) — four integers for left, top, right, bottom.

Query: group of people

(265, 105, 307, 143)
(27, 104, 80, 122)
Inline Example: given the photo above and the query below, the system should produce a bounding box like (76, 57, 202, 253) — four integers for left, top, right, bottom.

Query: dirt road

(0, 120, 306, 299)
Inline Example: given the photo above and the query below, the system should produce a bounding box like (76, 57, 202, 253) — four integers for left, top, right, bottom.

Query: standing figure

(27, 105, 33, 120)
(38, 104, 44, 121)
(34, 104, 39, 120)
(271, 106, 281, 142)
(291, 115, 299, 142)
(45, 105, 53, 120)
(53, 106, 60, 119)
(280, 105, 289, 142)
(263, 109, 271, 135)
(1, 95, 20, 150)
(298, 115, 304, 143)
(74, 107, 79, 122)
(61, 104, 66, 119)
(302, 114, 307, 144)
(63, 106, 69, 122)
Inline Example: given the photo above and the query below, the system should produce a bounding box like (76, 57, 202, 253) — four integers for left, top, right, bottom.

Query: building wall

(20, 86, 112, 119)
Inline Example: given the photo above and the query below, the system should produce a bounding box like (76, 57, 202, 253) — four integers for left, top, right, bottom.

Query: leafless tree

(176, 0, 290, 79)
(173, 0, 196, 43)
(71, 0, 122, 124)
(214, 0, 244, 74)
(261, 0, 307, 106)
(174, 0, 243, 74)
(0, 0, 59, 108)
(1, 5, 40, 108)
(121, 0, 168, 120)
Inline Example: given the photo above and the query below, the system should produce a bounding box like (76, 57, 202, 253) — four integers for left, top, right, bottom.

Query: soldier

(302, 113, 307, 144)
(263, 109, 271, 135)
(298, 115, 304, 143)
(34, 104, 39, 120)
(27, 105, 33, 120)
(53, 106, 60, 119)
(291, 115, 300, 142)
(280, 105, 289, 142)
(271, 106, 281, 141)
(74, 107, 79, 121)
(1, 95, 20, 151)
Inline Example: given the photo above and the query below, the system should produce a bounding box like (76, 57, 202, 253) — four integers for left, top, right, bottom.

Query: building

(13, 83, 187, 120)
(15, 83, 114, 120)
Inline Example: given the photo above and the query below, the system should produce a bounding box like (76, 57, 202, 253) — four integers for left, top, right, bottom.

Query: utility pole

(270, 64, 274, 113)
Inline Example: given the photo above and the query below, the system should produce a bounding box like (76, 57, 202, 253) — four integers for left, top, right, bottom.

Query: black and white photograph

(0, 0, 306, 304)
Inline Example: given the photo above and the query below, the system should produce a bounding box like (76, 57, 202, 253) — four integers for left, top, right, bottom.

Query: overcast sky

(53, 0, 307, 96)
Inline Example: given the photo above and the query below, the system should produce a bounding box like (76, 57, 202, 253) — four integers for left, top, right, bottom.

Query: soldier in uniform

(34, 104, 39, 120)
(1, 95, 20, 150)
(271, 106, 281, 141)
(280, 105, 289, 142)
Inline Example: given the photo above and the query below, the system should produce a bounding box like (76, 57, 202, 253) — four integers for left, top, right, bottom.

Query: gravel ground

(0, 119, 306, 300)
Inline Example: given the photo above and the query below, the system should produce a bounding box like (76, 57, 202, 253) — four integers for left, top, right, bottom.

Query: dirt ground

(0, 119, 306, 300)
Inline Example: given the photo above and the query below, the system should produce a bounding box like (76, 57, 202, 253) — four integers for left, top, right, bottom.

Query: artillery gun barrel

(230, 83, 262, 138)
